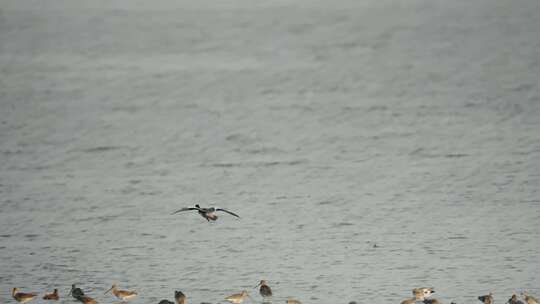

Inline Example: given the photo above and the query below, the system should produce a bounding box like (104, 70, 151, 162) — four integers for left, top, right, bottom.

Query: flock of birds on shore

(9, 205, 539, 304)
(11, 280, 303, 304)
(397, 288, 539, 304)
(10, 284, 540, 304)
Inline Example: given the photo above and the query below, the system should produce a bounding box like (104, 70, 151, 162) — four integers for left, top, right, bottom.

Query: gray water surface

(1, 1, 539, 304)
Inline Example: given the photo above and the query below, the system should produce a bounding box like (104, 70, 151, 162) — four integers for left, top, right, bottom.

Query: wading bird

(12, 288, 37, 303)
(158, 291, 186, 304)
(254, 280, 272, 298)
(76, 295, 98, 304)
(171, 204, 240, 221)
(43, 289, 59, 300)
(225, 291, 251, 304)
(401, 288, 435, 304)
(70, 284, 85, 299)
(105, 284, 138, 302)
(478, 293, 493, 304)
(523, 293, 539, 304)
(509, 294, 525, 304)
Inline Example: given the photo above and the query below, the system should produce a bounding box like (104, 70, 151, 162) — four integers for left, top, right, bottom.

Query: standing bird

(105, 284, 138, 302)
(254, 280, 272, 298)
(158, 291, 186, 304)
(12, 288, 37, 303)
(171, 204, 240, 222)
(70, 284, 85, 299)
(401, 288, 435, 304)
(509, 294, 525, 304)
(76, 295, 99, 304)
(523, 293, 539, 304)
(174, 291, 187, 304)
(478, 293, 493, 304)
(43, 289, 59, 300)
(225, 291, 251, 304)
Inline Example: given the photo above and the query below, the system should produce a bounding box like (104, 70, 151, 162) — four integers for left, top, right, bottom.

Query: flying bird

(171, 204, 240, 221)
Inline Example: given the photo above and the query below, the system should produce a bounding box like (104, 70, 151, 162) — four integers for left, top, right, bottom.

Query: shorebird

(105, 284, 138, 302)
(43, 289, 59, 300)
(225, 291, 251, 304)
(173, 291, 186, 304)
(158, 290, 186, 304)
(76, 295, 98, 304)
(523, 293, 539, 304)
(509, 294, 525, 304)
(254, 280, 272, 298)
(171, 204, 240, 221)
(12, 288, 37, 303)
(401, 288, 435, 304)
(478, 293, 493, 304)
(286, 299, 302, 304)
(70, 284, 85, 299)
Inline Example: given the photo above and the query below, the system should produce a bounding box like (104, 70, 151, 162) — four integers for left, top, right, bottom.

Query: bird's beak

(104, 286, 113, 295)
(253, 282, 261, 289)
(68, 290, 72, 296)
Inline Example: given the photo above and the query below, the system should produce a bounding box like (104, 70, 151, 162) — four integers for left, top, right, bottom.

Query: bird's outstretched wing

(216, 208, 240, 218)
(171, 207, 199, 215)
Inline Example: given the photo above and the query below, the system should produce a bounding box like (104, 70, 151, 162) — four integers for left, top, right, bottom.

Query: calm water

(1, 1, 539, 303)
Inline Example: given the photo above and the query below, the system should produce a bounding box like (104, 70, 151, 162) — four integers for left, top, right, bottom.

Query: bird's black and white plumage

(255, 280, 272, 298)
(69, 285, 84, 299)
(171, 204, 240, 221)
(508, 294, 525, 304)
